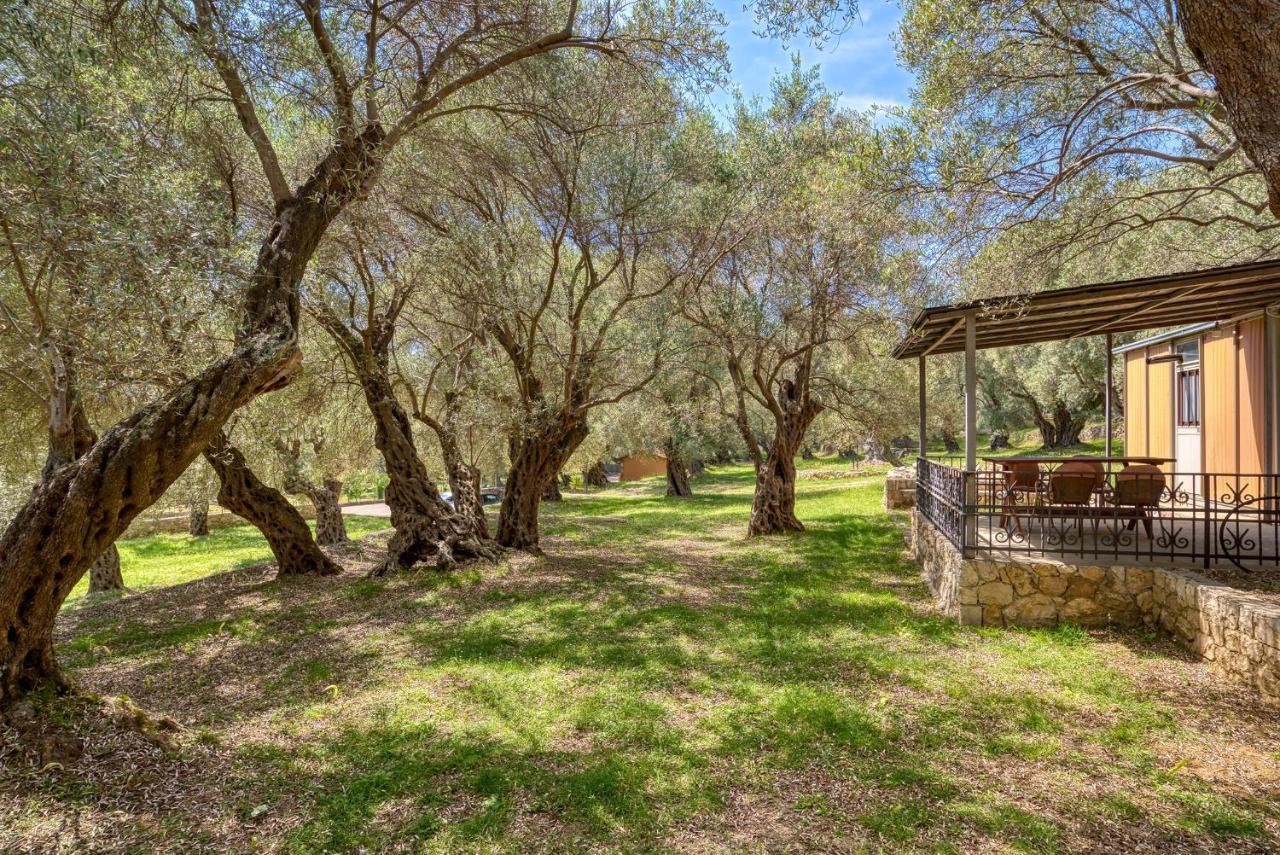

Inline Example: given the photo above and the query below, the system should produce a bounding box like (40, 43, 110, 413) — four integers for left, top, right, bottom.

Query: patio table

(980, 456, 1174, 466)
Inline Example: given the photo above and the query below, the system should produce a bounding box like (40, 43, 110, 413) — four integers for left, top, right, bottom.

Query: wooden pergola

(893, 258, 1280, 470)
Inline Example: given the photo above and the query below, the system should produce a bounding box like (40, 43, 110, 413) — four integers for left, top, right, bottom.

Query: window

(1178, 368, 1200, 427)
(1176, 338, 1201, 362)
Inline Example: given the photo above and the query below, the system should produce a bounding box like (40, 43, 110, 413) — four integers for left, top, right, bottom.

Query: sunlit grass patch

(36, 461, 1279, 852)
(63, 515, 391, 607)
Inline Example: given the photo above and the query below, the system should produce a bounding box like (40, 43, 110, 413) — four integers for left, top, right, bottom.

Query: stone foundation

(1151, 571, 1280, 700)
(911, 511, 1280, 702)
(883, 466, 916, 510)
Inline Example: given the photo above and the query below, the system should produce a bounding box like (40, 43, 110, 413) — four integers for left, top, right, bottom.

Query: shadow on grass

(34, 472, 1278, 853)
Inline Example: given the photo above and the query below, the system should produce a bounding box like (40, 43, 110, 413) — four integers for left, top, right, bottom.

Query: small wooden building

(618, 453, 667, 482)
(1116, 315, 1273, 490)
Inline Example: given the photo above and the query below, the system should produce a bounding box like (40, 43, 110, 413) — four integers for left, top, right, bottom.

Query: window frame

(1177, 366, 1201, 428)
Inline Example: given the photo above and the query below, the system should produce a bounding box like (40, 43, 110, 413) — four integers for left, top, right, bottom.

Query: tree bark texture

(1178, 0, 1280, 218)
(87, 546, 124, 595)
(749, 379, 822, 536)
(415, 407, 488, 542)
(189, 501, 210, 537)
(663, 440, 693, 498)
(276, 441, 349, 547)
(584, 461, 609, 487)
(356, 364, 499, 574)
(312, 479, 348, 546)
(498, 418, 589, 552)
(0, 126, 385, 706)
(204, 432, 340, 577)
(542, 476, 563, 502)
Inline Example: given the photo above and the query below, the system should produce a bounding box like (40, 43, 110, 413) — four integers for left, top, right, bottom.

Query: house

(617, 453, 667, 481)
(890, 258, 1280, 700)
(1117, 318, 1272, 494)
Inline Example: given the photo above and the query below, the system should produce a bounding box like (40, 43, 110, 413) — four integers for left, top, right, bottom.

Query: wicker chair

(1111, 464, 1166, 538)
(1048, 460, 1102, 536)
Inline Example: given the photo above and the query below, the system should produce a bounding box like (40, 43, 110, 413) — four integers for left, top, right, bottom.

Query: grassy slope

(15, 465, 1278, 853)
(63, 516, 392, 607)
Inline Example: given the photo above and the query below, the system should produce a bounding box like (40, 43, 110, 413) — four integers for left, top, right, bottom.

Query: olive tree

(897, 0, 1279, 257)
(683, 69, 906, 534)
(0, 0, 659, 709)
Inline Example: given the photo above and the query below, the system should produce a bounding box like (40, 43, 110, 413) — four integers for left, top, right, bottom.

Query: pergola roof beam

(892, 258, 1280, 360)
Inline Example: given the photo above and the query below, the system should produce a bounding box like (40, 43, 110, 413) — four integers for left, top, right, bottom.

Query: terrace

(895, 258, 1280, 575)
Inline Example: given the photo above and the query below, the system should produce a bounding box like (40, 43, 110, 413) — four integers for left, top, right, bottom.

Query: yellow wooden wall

(1124, 350, 1148, 456)
(1124, 323, 1273, 489)
(1238, 318, 1267, 479)
(1203, 328, 1236, 479)
(1147, 343, 1175, 474)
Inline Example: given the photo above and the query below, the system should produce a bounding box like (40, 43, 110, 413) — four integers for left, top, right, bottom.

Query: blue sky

(710, 0, 913, 116)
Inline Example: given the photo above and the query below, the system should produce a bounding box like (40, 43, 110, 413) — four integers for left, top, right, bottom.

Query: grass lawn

(62, 515, 393, 607)
(6, 465, 1277, 852)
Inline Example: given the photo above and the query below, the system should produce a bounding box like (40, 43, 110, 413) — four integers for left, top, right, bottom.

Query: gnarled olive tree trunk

(312, 479, 347, 546)
(1178, 0, 1280, 218)
(663, 440, 693, 498)
(41, 347, 125, 599)
(275, 439, 349, 546)
(189, 501, 210, 537)
(749, 379, 822, 536)
(414, 409, 487, 542)
(0, 128, 384, 706)
(204, 432, 340, 577)
(584, 461, 609, 487)
(542, 476, 563, 503)
(356, 365, 499, 575)
(87, 548, 124, 595)
(497, 417, 589, 553)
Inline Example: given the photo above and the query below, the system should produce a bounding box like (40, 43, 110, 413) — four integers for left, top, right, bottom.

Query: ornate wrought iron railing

(914, 458, 1280, 571)
(915, 457, 968, 550)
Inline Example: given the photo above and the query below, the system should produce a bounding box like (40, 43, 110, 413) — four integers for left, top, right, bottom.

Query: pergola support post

(963, 311, 978, 551)
(964, 311, 977, 471)
(918, 356, 927, 461)
(1105, 332, 1114, 457)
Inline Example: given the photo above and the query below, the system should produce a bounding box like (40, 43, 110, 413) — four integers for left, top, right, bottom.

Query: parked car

(440, 490, 503, 508)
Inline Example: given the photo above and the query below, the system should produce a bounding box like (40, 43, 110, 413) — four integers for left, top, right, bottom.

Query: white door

(1174, 339, 1201, 498)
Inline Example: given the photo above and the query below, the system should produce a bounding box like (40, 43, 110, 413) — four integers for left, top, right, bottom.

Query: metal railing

(916, 457, 968, 550)
(914, 458, 1280, 571)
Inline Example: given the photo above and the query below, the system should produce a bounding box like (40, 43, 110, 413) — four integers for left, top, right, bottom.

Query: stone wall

(1151, 571, 1280, 700)
(910, 511, 1150, 628)
(884, 466, 916, 511)
(912, 508, 962, 618)
(910, 510, 1280, 702)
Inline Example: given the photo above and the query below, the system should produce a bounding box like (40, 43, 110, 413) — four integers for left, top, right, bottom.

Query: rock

(1004, 594, 1059, 627)
(977, 581, 1015, 606)
(1125, 568, 1153, 593)
(1038, 575, 1069, 597)
(983, 605, 1006, 626)
(1062, 597, 1105, 624)
(974, 561, 1001, 582)
(1079, 565, 1107, 583)
(1064, 576, 1097, 599)
(960, 605, 983, 626)
(1006, 565, 1037, 597)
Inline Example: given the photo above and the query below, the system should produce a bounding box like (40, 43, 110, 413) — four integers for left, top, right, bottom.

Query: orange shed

(618, 453, 667, 481)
